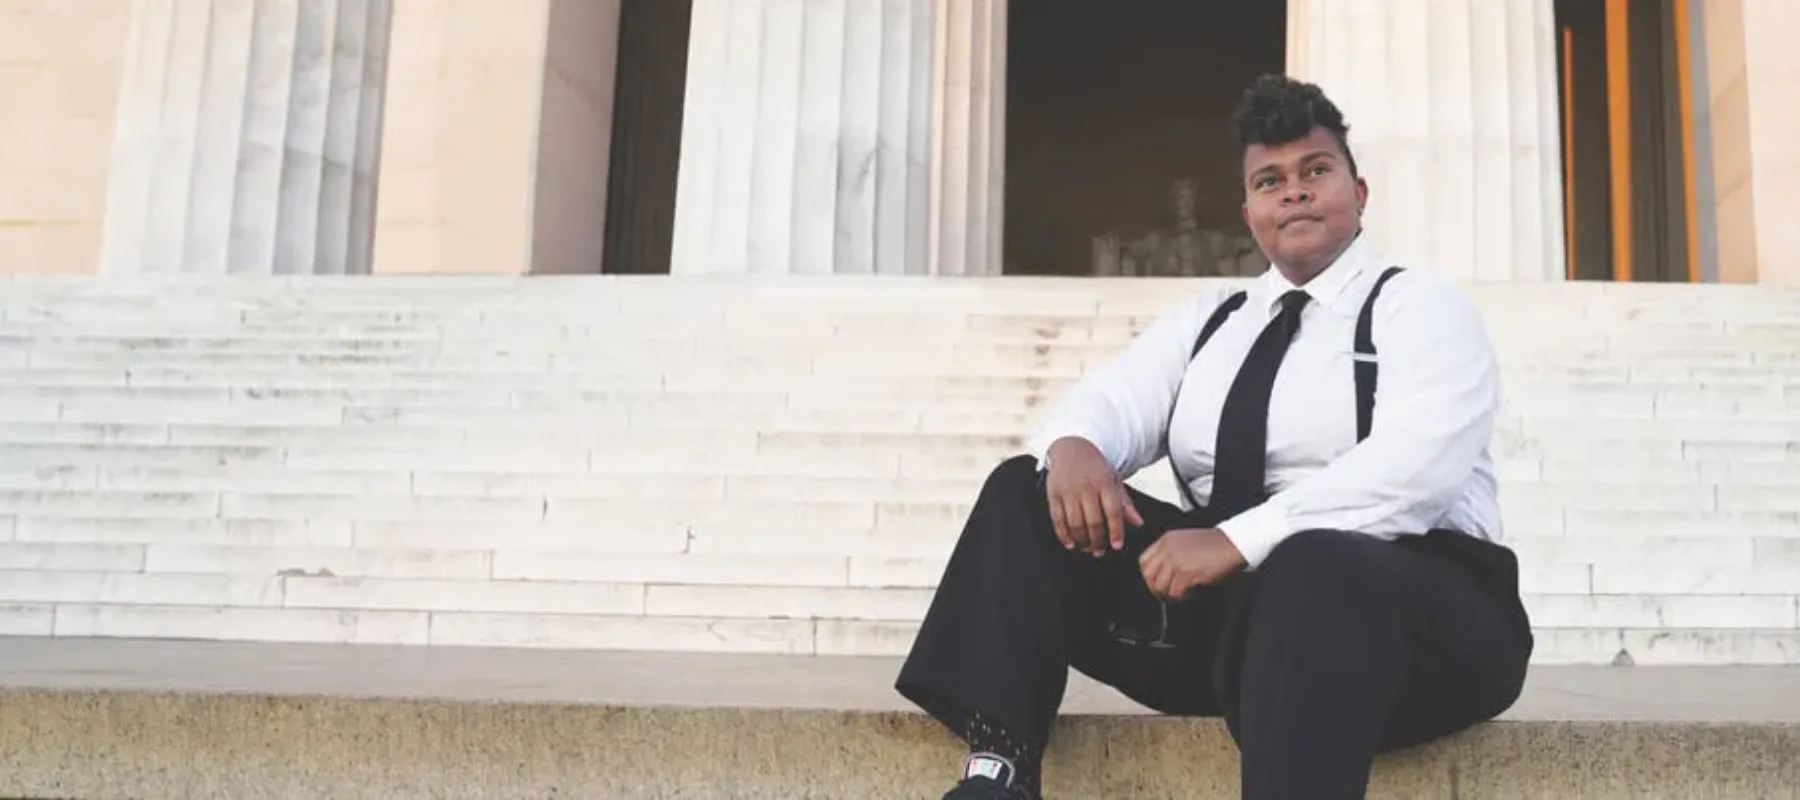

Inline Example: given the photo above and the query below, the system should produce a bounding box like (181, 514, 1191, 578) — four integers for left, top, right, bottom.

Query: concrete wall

(527, 0, 621, 275)
(369, 0, 622, 277)
(1700, 0, 1800, 285)
(0, 0, 131, 275)
(1703, 0, 1760, 285)
(1735, 0, 1800, 285)
(370, 0, 551, 275)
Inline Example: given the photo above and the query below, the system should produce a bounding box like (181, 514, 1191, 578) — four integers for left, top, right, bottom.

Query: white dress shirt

(1026, 233, 1503, 569)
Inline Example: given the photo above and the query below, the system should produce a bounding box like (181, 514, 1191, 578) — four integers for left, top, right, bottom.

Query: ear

(1353, 176, 1369, 212)
(1240, 202, 1251, 228)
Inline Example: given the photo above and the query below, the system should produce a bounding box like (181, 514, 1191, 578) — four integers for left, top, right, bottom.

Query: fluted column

(100, 0, 393, 276)
(927, 0, 1005, 277)
(670, 0, 934, 276)
(1286, 0, 1566, 282)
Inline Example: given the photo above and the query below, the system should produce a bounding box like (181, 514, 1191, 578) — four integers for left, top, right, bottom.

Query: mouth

(1279, 214, 1324, 230)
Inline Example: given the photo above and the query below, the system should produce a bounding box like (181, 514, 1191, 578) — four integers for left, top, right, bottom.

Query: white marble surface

(0, 276, 1797, 663)
(100, 0, 392, 277)
(927, 0, 1006, 278)
(670, 0, 935, 277)
(1287, 0, 1566, 283)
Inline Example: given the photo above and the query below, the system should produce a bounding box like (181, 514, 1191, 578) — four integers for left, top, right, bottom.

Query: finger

(1047, 488, 1074, 550)
(1139, 536, 1160, 569)
(1138, 543, 1164, 599)
(1061, 488, 1093, 553)
(1064, 491, 1095, 553)
(1145, 557, 1171, 601)
(1122, 491, 1146, 528)
(1101, 487, 1127, 552)
(1167, 570, 1193, 602)
(1078, 488, 1106, 555)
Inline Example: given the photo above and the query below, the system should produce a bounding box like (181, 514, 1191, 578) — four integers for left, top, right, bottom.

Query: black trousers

(896, 455, 1534, 798)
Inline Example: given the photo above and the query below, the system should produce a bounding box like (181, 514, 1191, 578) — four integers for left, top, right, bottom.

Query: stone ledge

(1, 638, 1798, 799)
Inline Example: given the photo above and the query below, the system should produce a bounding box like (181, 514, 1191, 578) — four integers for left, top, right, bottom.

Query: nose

(1281, 186, 1313, 205)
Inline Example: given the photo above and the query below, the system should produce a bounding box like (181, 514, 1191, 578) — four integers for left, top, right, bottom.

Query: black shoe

(943, 753, 1037, 799)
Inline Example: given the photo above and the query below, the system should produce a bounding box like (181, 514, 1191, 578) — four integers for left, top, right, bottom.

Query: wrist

(1047, 436, 1100, 463)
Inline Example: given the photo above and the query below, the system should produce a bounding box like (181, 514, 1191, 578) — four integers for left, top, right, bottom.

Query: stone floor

(2, 635, 1797, 722)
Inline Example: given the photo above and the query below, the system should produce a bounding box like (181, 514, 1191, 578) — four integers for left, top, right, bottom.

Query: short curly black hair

(1231, 74, 1359, 179)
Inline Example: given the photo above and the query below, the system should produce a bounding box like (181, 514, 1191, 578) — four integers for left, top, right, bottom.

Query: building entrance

(1000, 0, 1287, 278)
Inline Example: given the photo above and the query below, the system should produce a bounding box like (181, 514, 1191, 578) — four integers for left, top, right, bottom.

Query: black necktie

(1209, 289, 1311, 518)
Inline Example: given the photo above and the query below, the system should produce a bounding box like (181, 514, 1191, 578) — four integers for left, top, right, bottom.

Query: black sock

(964, 710, 1042, 795)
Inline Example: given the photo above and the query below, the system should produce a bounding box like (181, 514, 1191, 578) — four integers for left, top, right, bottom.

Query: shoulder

(1367, 267, 1493, 343)
(1370, 267, 1483, 317)
(1372, 265, 1467, 301)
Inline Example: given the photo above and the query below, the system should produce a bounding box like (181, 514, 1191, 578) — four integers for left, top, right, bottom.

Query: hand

(1044, 437, 1144, 557)
(1139, 528, 1246, 601)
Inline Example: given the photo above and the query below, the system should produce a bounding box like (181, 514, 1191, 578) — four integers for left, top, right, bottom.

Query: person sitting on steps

(894, 73, 1534, 799)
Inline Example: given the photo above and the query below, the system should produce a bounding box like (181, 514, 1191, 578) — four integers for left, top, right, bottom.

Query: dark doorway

(600, 0, 693, 274)
(1001, 0, 1288, 277)
(1554, 0, 1696, 282)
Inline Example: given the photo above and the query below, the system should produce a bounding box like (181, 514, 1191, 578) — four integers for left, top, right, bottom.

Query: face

(1240, 126, 1367, 281)
(1172, 180, 1196, 218)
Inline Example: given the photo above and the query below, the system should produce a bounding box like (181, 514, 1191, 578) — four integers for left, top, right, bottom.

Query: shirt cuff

(1216, 501, 1293, 570)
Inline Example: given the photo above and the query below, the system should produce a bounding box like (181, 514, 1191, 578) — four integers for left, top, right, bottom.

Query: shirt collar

(1250, 231, 1379, 315)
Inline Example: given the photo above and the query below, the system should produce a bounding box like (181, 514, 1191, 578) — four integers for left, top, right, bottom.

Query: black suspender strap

(1191, 292, 1249, 359)
(1353, 265, 1406, 442)
(1161, 265, 1406, 509)
(1166, 291, 1248, 509)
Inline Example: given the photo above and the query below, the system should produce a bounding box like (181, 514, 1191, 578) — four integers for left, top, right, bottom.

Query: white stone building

(3, 0, 1796, 285)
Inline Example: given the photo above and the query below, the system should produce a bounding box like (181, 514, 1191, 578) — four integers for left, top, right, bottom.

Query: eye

(1307, 163, 1331, 176)
(1254, 175, 1278, 190)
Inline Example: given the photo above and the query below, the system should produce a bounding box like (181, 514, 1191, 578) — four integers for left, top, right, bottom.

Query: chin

(1279, 233, 1344, 262)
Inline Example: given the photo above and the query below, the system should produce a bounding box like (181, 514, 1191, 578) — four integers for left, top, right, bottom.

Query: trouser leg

(1221, 528, 1534, 800)
(894, 454, 1221, 746)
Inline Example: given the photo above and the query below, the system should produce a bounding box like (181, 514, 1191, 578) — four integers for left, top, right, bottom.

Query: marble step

(0, 560, 1793, 623)
(8, 329, 1800, 359)
(0, 446, 1785, 487)
(0, 461, 1795, 514)
(7, 411, 1799, 446)
(14, 368, 1772, 398)
(3, 385, 1794, 421)
(0, 318, 1792, 343)
(2, 414, 1798, 449)
(2, 274, 1797, 315)
(1, 532, 1795, 587)
(3, 599, 1800, 665)
(0, 509, 1796, 550)
(1, 459, 1794, 494)
(0, 478, 1791, 521)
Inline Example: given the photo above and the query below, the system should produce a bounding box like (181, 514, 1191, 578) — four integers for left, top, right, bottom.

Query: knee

(1253, 529, 1403, 608)
(981, 453, 1044, 496)
(966, 454, 1055, 547)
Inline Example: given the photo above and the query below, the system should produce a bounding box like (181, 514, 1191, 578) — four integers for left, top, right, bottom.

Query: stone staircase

(0, 274, 1798, 665)
(3, 273, 1800, 797)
